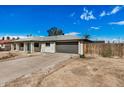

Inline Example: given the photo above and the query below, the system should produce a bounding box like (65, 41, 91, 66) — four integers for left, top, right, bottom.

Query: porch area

(10, 42, 41, 53)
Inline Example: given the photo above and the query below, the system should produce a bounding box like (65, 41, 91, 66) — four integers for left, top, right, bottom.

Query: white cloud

(80, 8, 96, 21)
(70, 12, 75, 17)
(100, 6, 123, 17)
(39, 36, 44, 37)
(0, 35, 27, 39)
(65, 32, 80, 36)
(109, 21, 124, 25)
(111, 6, 121, 14)
(73, 22, 76, 24)
(0, 35, 46, 40)
(100, 11, 106, 17)
(90, 26, 100, 30)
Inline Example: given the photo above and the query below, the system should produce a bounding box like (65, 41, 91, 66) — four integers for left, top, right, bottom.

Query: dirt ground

(0, 51, 18, 61)
(5, 56, 124, 87)
(0, 51, 43, 62)
(0, 53, 76, 86)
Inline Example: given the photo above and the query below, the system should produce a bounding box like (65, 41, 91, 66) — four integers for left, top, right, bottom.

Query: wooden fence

(83, 43, 124, 57)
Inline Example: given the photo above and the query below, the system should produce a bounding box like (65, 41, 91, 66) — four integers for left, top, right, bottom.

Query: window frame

(46, 42, 50, 47)
(34, 43, 39, 47)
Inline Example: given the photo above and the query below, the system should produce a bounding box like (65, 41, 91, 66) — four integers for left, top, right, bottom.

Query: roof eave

(10, 39, 81, 43)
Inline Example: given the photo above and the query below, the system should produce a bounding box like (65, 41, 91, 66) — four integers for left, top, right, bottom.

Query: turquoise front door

(27, 43, 31, 53)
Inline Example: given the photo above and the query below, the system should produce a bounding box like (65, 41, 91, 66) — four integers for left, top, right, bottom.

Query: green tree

(27, 34, 32, 37)
(6, 36, 10, 40)
(12, 37, 15, 40)
(47, 27, 64, 36)
(2, 37, 5, 40)
(83, 34, 90, 40)
(17, 37, 20, 40)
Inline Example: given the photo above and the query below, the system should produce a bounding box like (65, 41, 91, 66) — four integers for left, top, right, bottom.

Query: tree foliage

(83, 34, 90, 40)
(6, 36, 10, 40)
(2, 37, 5, 40)
(47, 27, 64, 36)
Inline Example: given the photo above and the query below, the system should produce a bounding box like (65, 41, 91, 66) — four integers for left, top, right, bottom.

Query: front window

(20, 43, 24, 47)
(34, 43, 39, 47)
(46, 42, 50, 47)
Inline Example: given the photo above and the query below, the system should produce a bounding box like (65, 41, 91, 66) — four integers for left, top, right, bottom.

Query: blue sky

(0, 5, 124, 40)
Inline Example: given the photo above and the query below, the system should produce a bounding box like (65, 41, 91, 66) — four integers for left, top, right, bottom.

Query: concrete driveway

(0, 53, 77, 86)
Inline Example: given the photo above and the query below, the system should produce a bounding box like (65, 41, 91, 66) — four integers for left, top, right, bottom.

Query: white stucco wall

(30, 42, 34, 53)
(24, 42, 28, 52)
(41, 42, 56, 53)
(15, 43, 19, 51)
(0, 44, 5, 48)
(10, 44, 14, 51)
(78, 41, 84, 55)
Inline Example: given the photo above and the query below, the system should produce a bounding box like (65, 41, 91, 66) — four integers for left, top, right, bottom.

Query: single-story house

(10, 35, 92, 56)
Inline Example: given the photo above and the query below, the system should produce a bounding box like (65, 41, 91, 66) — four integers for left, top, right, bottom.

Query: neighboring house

(10, 35, 92, 56)
(0, 40, 12, 51)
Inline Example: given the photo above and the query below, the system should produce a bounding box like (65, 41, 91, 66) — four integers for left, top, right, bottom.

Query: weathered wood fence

(83, 43, 124, 57)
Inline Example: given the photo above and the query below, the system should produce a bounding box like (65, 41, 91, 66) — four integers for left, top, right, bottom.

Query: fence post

(78, 41, 84, 58)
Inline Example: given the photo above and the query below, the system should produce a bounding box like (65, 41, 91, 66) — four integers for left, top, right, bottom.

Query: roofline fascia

(10, 39, 81, 43)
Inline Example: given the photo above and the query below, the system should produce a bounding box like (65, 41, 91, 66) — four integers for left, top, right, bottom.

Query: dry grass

(0, 51, 42, 63)
(5, 56, 124, 87)
(0, 52, 18, 61)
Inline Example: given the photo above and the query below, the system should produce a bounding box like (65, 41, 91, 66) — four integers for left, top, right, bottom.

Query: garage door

(56, 42, 78, 54)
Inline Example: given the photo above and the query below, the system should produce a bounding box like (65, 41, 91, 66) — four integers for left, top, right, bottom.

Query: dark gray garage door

(56, 42, 78, 54)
